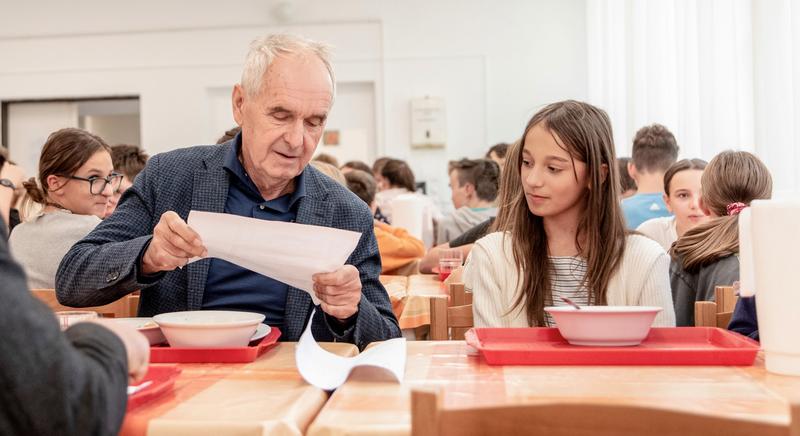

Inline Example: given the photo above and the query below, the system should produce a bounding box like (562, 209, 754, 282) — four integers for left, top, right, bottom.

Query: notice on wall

(410, 96, 446, 148)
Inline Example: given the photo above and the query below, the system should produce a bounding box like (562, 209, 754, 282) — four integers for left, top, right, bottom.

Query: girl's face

(520, 124, 588, 223)
(664, 169, 708, 232)
(374, 172, 388, 191)
(47, 150, 116, 218)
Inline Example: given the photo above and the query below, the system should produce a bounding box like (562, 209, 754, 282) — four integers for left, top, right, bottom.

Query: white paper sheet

(187, 210, 362, 305)
(295, 309, 406, 391)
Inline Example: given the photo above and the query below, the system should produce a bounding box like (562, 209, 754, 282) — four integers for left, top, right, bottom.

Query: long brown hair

(495, 100, 627, 326)
(671, 151, 772, 271)
(22, 128, 110, 205)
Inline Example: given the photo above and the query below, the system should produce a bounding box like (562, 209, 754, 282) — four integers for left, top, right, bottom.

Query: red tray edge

(127, 365, 182, 410)
(468, 327, 760, 366)
(149, 327, 282, 363)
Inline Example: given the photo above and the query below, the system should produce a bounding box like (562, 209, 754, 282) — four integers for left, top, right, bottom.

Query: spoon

(559, 296, 582, 310)
(127, 380, 152, 395)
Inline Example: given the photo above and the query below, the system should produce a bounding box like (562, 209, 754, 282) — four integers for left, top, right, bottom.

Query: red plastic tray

(150, 327, 281, 363)
(465, 327, 760, 366)
(127, 365, 182, 410)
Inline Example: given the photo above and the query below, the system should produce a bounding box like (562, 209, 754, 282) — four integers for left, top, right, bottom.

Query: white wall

(0, 0, 588, 209)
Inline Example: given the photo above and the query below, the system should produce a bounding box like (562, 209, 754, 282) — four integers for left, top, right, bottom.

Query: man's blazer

(55, 142, 401, 349)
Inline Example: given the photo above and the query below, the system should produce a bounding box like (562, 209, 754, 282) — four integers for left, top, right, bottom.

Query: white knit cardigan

(463, 231, 676, 327)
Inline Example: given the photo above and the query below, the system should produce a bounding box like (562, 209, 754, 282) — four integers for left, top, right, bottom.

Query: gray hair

(241, 34, 335, 98)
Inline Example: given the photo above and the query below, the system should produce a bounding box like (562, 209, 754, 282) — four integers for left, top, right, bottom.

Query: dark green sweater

(669, 254, 740, 326)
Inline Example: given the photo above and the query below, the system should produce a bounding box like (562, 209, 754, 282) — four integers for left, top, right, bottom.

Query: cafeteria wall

(0, 0, 587, 211)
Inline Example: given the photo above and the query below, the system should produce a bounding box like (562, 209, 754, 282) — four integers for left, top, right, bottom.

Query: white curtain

(586, 0, 755, 172)
(752, 0, 800, 195)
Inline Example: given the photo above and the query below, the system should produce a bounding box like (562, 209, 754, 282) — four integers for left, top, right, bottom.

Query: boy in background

(622, 124, 679, 228)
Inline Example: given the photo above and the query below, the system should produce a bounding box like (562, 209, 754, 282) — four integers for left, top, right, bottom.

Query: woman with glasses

(9, 128, 119, 289)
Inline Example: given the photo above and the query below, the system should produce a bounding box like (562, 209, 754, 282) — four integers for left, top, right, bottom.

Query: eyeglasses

(67, 172, 124, 195)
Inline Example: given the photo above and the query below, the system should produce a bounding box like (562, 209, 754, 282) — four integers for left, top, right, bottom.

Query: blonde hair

(495, 101, 626, 326)
(310, 161, 346, 186)
(671, 151, 772, 271)
(241, 34, 335, 98)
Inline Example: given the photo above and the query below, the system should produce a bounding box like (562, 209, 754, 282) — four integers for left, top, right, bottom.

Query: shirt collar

(222, 132, 308, 207)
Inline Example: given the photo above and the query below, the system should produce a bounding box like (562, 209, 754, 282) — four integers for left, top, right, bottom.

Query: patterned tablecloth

(380, 274, 447, 330)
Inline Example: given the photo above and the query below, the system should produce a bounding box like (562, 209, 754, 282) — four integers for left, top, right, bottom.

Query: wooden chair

(695, 286, 738, 328)
(128, 293, 140, 317)
(429, 282, 474, 340)
(31, 289, 134, 318)
(411, 389, 800, 436)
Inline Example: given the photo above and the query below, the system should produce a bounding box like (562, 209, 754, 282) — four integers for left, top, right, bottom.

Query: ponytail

(21, 177, 46, 205)
(671, 215, 738, 271)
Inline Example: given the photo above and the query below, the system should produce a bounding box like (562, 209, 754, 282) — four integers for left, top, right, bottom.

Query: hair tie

(726, 202, 747, 216)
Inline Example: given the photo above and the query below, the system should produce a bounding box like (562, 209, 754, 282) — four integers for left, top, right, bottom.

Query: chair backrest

(429, 283, 474, 341)
(411, 389, 800, 436)
(31, 289, 134, 318)
(695, 285, 738, 328)
(448, 282, 472, 306)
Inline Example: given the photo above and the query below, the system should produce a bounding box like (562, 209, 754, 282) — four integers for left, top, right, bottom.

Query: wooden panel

(429, 296, 449, 340)
(715, 286, 737, 313)
(717, 311, 734, 329)
(31, 289, 133, 318)
(449, 283, 467, 306)
(411, 389, 799, 436)
(695, 301, 717, 327)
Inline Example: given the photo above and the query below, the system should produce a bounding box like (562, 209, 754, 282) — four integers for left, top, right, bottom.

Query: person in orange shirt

(344, 170, 425, 274)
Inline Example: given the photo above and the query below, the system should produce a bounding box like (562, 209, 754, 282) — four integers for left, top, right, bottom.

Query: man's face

(232, 53, 333, 192)
(449, 169, 470, 209)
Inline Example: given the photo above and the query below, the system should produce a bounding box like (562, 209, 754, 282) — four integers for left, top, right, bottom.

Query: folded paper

(296, 309, 406, 390)
(187, 210, 362, 305)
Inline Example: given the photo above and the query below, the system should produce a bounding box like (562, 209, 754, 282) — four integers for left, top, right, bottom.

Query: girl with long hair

(670, 151, 772, 326)
(464, 100, 675, 327)
(9, 128, 119, 288)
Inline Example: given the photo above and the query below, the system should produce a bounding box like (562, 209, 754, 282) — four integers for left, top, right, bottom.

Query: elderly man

(56, 34, 400, 349)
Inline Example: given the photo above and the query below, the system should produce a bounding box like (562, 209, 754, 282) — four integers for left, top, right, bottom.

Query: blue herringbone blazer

(55, 142, 400, 349)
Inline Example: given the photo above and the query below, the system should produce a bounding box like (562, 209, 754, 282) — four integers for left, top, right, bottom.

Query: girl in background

(637, 159, 708, 251)
(670, 151, 772, 326)
(9, 128, 119, 289)
(464, 100, 675, 328)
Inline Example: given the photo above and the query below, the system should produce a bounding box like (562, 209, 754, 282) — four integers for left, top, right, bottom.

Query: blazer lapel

(185, 156, 229, 310)
(284, 170, 333, 339)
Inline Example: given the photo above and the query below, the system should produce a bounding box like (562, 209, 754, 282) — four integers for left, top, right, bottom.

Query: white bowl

(153, 311, 265, 348)
(112, 317, 166, 345)
(544, 306, 662, 346)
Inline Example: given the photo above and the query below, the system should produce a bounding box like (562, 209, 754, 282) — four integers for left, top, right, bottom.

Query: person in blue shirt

(622, 124, 679, 228)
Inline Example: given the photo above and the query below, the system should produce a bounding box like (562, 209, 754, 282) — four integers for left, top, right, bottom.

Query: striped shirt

(545, 256, 589, 326)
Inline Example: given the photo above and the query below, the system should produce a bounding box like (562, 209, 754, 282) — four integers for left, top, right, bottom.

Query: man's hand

(88, 318, 150, 383)
(0, 162, 26, 190)
(0, 162, 26, 228)
(312, 265, 362, 321)
(141, 211, 206, 275)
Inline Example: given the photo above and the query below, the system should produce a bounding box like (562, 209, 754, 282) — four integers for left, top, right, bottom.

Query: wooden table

(307, 341, 800, 436)
(121, 342, 357, 436)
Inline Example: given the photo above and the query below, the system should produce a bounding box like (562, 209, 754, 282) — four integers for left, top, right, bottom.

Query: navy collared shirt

(202, 136, 307, 332)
